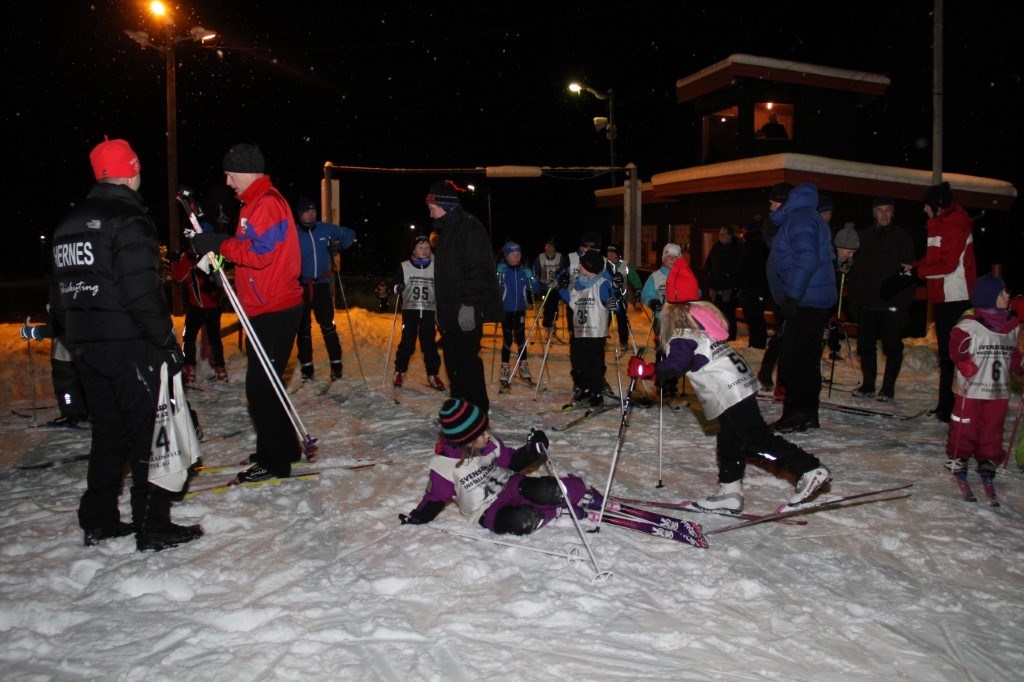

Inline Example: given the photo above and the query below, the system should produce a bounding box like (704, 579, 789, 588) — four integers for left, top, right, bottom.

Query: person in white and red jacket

(907, 182, 976, 422)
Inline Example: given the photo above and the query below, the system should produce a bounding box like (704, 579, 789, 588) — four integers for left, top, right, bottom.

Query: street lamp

(125, 2, 215, 312)
(569, 81, 616, 185)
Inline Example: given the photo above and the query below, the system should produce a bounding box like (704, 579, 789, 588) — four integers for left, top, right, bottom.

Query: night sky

(8, 1, 1023, 279)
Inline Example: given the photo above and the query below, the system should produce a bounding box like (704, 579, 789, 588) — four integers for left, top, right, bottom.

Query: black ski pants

(297, 282, 342, 367)
(501, 310, 527, 364)
(715, 396, 820, 483)
(182, 304, 225, 368)
(778, 305, 829, 419)
(395, 309, 441, 375)
(75, 339, 173, 532)
(247, 304, 303, 476)
(441, 325, 490, 412)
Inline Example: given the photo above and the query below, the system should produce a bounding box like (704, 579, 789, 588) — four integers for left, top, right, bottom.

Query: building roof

(595, 153, 1017, 210)
(676, 53, 891, 102)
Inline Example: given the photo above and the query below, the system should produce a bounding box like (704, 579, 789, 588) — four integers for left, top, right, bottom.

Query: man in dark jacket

(428, 180, 502, 412)
(49, 137, 203, 551)
(766, 182, 838, 432)
(848, 197, 917, 401)
(738, 218, 771, 349)
(705, 225, 743, 340)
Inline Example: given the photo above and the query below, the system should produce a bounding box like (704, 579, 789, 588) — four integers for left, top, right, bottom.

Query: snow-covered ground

(1, 306, 1023, 681)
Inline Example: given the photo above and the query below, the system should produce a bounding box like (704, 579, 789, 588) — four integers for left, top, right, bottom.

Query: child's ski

(184, 471, 320, 498)
(588, 510, 707, 548)
(608, 495, 807, 526)
(706, 483, 913, 534)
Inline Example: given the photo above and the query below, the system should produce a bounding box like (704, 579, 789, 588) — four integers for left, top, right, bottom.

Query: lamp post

(569, 81, 616, 186)
(125, 2, 215, 313)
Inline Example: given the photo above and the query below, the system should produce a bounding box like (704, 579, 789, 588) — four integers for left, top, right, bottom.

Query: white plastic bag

(149, 362, 202, 492)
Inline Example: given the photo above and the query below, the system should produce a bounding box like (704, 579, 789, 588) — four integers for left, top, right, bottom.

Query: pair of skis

(590, 484, 913, 547)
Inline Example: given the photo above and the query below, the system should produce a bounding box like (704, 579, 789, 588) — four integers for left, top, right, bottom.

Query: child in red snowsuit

(947, 274, 1023, 502)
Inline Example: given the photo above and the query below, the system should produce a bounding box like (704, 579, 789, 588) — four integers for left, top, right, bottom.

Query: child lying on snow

(399, 399, 595, 535)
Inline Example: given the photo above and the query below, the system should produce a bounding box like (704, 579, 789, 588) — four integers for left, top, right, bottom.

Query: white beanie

(662, 243, 682, 258)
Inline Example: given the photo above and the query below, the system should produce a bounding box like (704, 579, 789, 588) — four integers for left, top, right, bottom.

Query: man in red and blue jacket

(192, 143, 303, 483)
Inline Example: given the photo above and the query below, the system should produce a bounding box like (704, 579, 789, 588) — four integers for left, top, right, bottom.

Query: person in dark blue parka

(765, 182, 837, 432)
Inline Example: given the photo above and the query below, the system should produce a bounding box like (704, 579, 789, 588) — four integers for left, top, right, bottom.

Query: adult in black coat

(49, 138, 202, 551)
(738, 220, 771, 349)
(427, 180, 503, 411)
(706, 225, 743, 340)
(847, 197, 917, 401)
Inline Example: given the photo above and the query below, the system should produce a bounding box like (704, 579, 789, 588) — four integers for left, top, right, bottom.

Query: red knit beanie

(665, 258, 699, 303)
(89, 137, 140, 180)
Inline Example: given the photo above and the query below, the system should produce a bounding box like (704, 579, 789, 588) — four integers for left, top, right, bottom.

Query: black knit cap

(426, 180, 462, 210)
(579, 249, 605, 274)
(871, 196, 895, 208)
(817, 194, 834, 212)
(579, 231, 601, 248)
(438, 399, 489, 446)
(223, 143, 265, 173)
(923, 182, 953, 212)
(769, 182, 793, 203)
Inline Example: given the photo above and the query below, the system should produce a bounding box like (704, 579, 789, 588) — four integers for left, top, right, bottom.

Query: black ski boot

(136, 523, 204, 552)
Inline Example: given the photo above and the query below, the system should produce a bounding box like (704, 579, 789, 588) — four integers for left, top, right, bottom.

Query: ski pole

(490, 321, 499, 383)
(592, 347, 646, 529)
(509, 284, 554, 380)
(609, 302, 625, 413)
(214, 263, 316, 452)
(334, 270, 367, 385)
(1002, 392, 1024, 471)
(533, 306, 560, 400)
(657, 383, 664, 488)
(381, 296, 401, 388)
(25, 316, 38, 429)
(536, 441, 613, 582)
(434, 526, 584, 565)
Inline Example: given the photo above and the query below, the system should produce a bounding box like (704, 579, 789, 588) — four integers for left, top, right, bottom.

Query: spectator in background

(170, 244, 227, 384)
(738, 217, 771, 350)
(765, 182, 837, 432)
(909, 181, 976, 422)
(848, 197, 916, 402)
(293, 197, 356, 382)
(605, 243, 642, 351)
(534, 237, 568, 341)
(705, 225, 743, 341)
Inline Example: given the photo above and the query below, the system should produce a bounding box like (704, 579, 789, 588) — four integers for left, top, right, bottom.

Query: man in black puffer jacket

(427, 180, 502, 412)
(49, 137, 203, 552)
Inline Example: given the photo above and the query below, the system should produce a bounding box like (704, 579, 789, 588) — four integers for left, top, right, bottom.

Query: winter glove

(165, 345, 185, 377)
(780, 297, 799, 319)
(879, 268, 917, 300)
(647, 299, 663, 313)
(393, 283, 405, 295)
(612, 272, 625, 290)
(191, 231, 230, 257)
(527, 428, 549, 454)
(20, 324, 47, 341)
(458, 304, 476, 332)
(557, 272, 570, 289)
(627, 356, 656, 379)
(956, 359, 978, 378)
